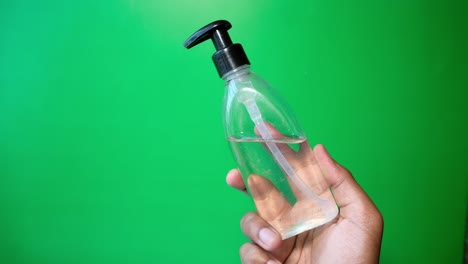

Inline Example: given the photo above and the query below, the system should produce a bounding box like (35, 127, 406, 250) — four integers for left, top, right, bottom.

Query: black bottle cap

(184, 20, 250, 78)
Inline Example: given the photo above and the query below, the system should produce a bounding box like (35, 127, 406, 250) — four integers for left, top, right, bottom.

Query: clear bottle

(184, 20, 338, 239)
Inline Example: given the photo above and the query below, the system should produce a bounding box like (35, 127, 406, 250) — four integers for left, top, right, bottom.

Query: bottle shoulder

(222, 69, 304, 139)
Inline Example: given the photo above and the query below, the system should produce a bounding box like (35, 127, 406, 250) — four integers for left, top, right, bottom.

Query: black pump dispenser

(184, 20, 250, 78)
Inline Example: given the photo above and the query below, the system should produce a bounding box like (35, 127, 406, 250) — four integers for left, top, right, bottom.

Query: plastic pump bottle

(184, 20, 338, 239)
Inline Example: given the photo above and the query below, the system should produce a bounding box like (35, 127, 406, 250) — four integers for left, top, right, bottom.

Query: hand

(226, 144, 383, 264)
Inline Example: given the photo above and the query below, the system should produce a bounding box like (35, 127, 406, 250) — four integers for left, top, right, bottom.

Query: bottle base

(280, 216, 333, 240)
(272, 201, 339, 240)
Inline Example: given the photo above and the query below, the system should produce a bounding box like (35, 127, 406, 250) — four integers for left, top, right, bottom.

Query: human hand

(226, 144, 383, 264)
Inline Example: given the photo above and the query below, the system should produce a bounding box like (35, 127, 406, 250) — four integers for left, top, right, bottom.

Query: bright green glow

(1, 0, 467, 263)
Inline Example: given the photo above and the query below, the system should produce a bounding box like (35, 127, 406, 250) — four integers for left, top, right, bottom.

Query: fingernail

(267, 260, 279, 264)
(259, 228, 278, 248)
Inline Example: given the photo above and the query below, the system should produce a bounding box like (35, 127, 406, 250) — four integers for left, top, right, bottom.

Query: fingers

(226, 169, 247, 193)
(240, 243, 281, 264)
(315, 144, 384, 242)
(248, 174, 292, 222)
(254, 122, 285, 140)
(240, 212, 282, 251)
(227, 171, 293, 223)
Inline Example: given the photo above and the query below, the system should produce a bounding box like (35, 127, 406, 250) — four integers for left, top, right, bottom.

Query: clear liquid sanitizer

(184, 20, 338, 239)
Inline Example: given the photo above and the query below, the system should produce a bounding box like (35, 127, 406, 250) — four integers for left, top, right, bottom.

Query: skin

(226, 144, 383, 264)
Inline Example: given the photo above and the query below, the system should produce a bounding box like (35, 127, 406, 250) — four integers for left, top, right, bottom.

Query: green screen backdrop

(1, 0, 467, 263)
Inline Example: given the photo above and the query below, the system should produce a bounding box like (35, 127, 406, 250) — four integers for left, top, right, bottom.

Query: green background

(1, 0, 467, 263)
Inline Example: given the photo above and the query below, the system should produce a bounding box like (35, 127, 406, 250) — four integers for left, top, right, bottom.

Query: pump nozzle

(183, 20, 250, 78)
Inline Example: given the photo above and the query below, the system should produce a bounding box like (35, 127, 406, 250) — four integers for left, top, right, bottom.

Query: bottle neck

(221, 65, 251, 82)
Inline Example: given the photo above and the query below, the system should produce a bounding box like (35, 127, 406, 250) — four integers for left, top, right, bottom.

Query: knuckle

(239, 243, 256, 264)
(373, 208, 384, 230)
(240, 212, 257, 229)
(239, 243, 250, 256)
(337, 163, 353, 177)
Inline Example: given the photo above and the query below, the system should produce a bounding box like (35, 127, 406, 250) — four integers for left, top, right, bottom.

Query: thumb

(315, 144, 383, 247)
(313, 144, 374, 213)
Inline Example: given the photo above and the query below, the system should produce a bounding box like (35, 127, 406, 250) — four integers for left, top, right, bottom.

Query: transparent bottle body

(223, 66, 339, 239)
